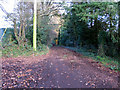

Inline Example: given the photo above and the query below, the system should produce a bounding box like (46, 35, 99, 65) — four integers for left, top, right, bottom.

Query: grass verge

(63, 46, 120, 72)
(1, 44, 49, 58)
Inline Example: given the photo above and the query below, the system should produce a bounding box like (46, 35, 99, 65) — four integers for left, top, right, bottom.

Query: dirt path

(2, 47, 119, 88)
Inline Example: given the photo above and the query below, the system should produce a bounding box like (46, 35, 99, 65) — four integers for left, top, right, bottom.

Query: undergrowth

(64, 46, 120, 72)
(1, 44, 49, 58)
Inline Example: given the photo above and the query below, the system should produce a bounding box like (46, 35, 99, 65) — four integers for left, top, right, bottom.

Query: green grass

(1, 44, 49, 58)
(63, 46, 120, 72)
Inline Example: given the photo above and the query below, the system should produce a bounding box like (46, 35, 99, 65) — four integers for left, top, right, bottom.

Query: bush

(1, 43, 49, 58)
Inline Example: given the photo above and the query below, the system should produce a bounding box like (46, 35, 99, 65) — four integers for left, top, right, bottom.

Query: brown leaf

(56, 68, 58, 71)
(66, 75, 70, 78)
(26, 69, 32, 72)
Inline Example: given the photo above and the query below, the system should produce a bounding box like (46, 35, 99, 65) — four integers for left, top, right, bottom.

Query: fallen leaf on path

(56, 68, 58, 71)
(66, 75, 70, 78)
(38, 78, 42, 80)
(110, 72, 112, 74)
(26, 69, 32, 72)
(61, 73, 63, 75)
(67, 84, 71, 85)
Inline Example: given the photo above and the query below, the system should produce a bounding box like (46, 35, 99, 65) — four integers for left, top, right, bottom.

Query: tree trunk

(19, 23, 22, 45)
(13, 19, 19, 45)
(96, 17, 105, 56)
(118, 1, 120, 54)
(118, 1, 120, 55)
(22, 24, 26, 47)
(19, 23, 22, 38)
(33, 0, 37, 51)
(91, 18, 93, 27)
(73, 22, 77, 47)
(98, 42, 105, 56)
(22, 25, 25, 39)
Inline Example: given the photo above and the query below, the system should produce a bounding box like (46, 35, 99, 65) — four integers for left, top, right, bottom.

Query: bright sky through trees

(0, 0, 68, 28)
(0, 0, 119, 28)
(0, 0, 16, 28)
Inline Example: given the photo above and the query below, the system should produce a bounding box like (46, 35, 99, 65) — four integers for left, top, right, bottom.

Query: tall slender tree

(33, 0, 37, 51)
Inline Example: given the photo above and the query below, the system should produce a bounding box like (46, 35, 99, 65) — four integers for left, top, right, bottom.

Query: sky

(0, 0, 65, 28)
(0, 0, 71, 28)
(0, 0, 119, 28)
(0, 0, 16, 28)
